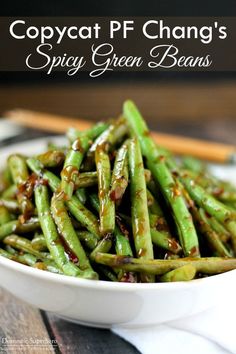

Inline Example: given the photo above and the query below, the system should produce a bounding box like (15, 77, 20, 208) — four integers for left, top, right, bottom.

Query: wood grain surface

(0, 288, 139, 354)
(0, 289, 55, 353)
(46, 313, 139, 354)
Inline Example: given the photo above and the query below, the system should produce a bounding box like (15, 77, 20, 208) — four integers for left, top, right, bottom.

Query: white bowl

(1, 137, 236, 328)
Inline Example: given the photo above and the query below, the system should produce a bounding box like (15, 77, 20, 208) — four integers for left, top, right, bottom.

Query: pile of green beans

(1, 100, 236, 283)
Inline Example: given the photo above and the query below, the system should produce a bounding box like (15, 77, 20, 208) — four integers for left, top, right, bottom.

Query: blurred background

(0, 0, 236, 144)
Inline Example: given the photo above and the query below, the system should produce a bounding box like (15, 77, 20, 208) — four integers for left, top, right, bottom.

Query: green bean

(0, 247, 15, 259)
(83, 117, 128, 170)
(90, 234, 113, 261)
(37, 151, 65, 168)
(95, 145, 115, 235)
(110, 141, 129, 204)
(80, 121, 110, 140)
(3, 235, 51, 260)
(47, 142, 68, 153)
(35, 183, 97, 279)
(18, 177, 37, 221)
(123, 100, 200, 258)
(3, 167, 12, 184)
(19, 253, 38, 266)
(95, 253, 236, 275)
(1, 242, 60, 272)
(128, 138, 154, 282)
(150, 214, 182, 254)
(0, 218, 40, 240)
(51, 192, 97, 277)
(146, 189, 163, 216)
(96, 265, 117, 281)
(114, 223, 136, 282)
(94, 207, 133, 282)
(8, 154, 36, 219)
(75, 172, 97, 188)
(208, 217, 231, 243)
(4, 245, 17, 254)
(160, 264, 196, 282)
(0, 169, 12, 194)
(6, 246, 60, 272)
(181, 174, 236, 224)
(165, 253, 181, 260)
(77, 231, 99, 250)
(90, 118, 127, 151)
(182, 156, 206, 174)
(75, 188, 87, 204)
(83, 193, 130, 259)
(31, 234, 48, 251)
(180, 175, 236, 251)
(27, 158, 60, 190)
(60, 165, 77, 198)
(114, 224, 133, 257)
(74, 170, 149, 190)
(1, 246, 60, 272)
(172, 159, 236, 254)
(8, 154, 28, 185)
(178, 176, 234, 257)
(88, 192, 135, 280)
(146, 190, 180, 250)
(67, 128, 85, 142)
(192, 208, 232, 257)
(67, 196, 101, 238)
(89, 193, 133, 256)
(119, 211, 182, 254)
(146, 179, 160, 200)
(216, 190, 236, 203)
(144, 169, 152, 184)
(183, 169, 236, 204)
(33, 260, 63, 274)
(224, 201, 236, 211)
(67, 121, 109, 142)
(62, 122, 109, 197)
(0, 198, 20, 213)
(27, 158, 101, 238)
(182, 157, 236, 198)
(0, 206, 12, 226)
(61, 137, 90, 198)
(0, 247, 37, 266)
(2, 185, 17, 199)
(88, 192, 100, 212)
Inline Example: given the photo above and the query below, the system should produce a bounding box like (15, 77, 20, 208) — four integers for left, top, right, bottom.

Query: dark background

(2, 0, 236, 17)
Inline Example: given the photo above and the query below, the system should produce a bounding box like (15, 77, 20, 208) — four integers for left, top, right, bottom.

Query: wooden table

(0, 81, 235, 353)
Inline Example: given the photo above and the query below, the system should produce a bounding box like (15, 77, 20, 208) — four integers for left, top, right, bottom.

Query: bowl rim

(1, 255, 235, 292)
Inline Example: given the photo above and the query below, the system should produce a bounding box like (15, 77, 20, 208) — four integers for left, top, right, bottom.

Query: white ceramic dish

(0, 137, 236, 329)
